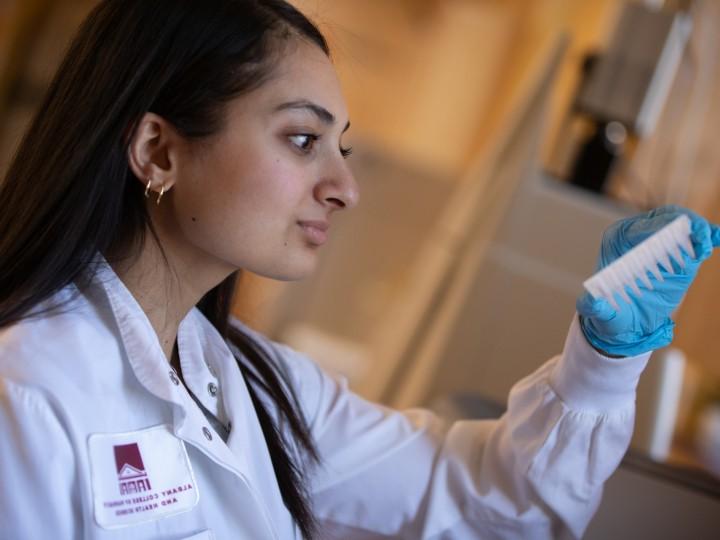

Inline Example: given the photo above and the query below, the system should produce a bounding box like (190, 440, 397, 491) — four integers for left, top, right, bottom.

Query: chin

(254, 259, 317, 282)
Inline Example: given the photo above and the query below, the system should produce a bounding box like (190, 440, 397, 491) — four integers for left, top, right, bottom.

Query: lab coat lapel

(184, 312, 289, 538)
(212, 338, 293, 532)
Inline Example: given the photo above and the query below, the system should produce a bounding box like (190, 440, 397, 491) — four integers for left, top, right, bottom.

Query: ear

(126, 112, 182, 195)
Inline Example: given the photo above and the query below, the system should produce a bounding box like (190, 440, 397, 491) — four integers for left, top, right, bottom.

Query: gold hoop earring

(144, 178, 152, 198)
(156, 184, 165, 205)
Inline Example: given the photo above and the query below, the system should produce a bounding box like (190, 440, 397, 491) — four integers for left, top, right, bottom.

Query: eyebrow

(274, 99, 351, 132)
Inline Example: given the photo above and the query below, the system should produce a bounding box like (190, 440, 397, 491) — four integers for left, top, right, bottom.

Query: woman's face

(165, 39, 358, 282)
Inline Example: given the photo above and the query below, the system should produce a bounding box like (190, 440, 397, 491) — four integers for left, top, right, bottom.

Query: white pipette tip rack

(583, 214, 694, 311)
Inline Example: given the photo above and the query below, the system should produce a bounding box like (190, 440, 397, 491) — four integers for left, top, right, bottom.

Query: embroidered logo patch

(88, 424, 199, 529)
(115, 443, 152, 494)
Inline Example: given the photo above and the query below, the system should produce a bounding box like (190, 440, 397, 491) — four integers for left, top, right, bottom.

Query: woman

(0, 1, 717, 538)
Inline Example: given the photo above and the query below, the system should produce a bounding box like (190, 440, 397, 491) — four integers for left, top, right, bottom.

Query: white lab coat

(0, 254, 650, 539)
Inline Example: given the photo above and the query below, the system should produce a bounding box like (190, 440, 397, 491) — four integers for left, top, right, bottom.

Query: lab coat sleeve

(0, 378, 80, 539)
(271, 315, 651, 540)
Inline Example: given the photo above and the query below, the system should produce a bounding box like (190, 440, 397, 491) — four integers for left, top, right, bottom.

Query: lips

(298, 220, 329, 245)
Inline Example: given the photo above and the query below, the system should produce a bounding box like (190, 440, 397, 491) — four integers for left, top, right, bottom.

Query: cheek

(229, 158, 304, 210)
(173, 154, 309, 253)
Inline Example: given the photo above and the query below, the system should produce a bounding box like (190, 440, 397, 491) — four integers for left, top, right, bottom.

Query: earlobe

(143, 177, 168, 205)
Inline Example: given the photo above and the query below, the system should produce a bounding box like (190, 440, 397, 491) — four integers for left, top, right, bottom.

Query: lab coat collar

(89, 252, 181, 408)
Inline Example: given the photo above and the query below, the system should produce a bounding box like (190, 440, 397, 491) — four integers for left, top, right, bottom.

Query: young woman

(1, 1, 717, 538)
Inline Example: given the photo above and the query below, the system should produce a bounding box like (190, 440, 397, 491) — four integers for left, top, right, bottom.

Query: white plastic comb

(583, 214, 695, 311)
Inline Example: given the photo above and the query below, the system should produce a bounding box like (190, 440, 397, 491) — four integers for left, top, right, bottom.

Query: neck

(106, 229, 234, 363)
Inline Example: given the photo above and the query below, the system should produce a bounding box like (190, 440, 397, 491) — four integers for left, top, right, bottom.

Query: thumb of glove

(576, 293, 616, 322)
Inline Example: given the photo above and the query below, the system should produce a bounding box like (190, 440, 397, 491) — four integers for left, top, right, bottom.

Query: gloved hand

(577, 205, 720, 357)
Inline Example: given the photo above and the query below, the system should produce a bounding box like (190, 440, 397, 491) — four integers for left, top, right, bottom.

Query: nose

(314, 160, 359, 212)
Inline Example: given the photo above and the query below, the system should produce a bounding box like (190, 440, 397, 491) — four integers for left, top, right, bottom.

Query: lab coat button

(202, 427, 213, 441)
(169, 370, 180, 386)
(207, 382, 218, 397)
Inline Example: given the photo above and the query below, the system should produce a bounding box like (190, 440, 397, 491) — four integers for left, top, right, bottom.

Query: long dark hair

(0, 0, 327, 536)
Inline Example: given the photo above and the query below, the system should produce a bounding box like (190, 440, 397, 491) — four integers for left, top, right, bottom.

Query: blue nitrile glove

(577, 205, 720, 357)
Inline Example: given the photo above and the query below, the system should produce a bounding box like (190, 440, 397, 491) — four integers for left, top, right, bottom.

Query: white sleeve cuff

(549, 314, 651, 413)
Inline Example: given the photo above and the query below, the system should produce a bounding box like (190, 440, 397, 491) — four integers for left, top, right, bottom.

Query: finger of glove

(689, 216, 714, 262)
(649, 205, 716, 261)
(599, 215, 671, 268)
(630, 206, 713, 263)
(599, 206, 711, 269)
(576, 293, 616, 321)
(646, 204, 688, 219)
(617, 210, 680, 252)
(711, 224, 720, 248)
(624, 213, 676, 240)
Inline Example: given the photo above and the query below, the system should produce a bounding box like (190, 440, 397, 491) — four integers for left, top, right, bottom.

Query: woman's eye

(288, 134, 318, 153)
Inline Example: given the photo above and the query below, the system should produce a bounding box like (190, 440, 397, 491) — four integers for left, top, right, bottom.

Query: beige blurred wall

(292, 0, 622, 176)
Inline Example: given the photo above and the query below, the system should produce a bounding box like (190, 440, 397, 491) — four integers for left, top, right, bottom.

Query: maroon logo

(114, 443, 152, 495)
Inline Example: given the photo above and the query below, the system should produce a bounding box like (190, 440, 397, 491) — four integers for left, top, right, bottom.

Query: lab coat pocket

(87, 424, 199, 530)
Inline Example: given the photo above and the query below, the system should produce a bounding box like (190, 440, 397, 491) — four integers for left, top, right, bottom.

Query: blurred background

(2, 0, 720, 536)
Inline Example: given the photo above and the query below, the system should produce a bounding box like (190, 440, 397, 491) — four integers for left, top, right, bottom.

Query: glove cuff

(579, 315, 674, 357)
